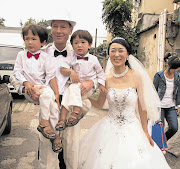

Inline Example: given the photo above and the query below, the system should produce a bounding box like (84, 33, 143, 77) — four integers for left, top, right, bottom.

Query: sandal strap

(58, 119, 67, 123)
(55, 136, 64, 140)
(39, 123, 50, 128)
(46, 130, 55, 135)
(71, 112, 83, 120)
(56, 119, 67, 127)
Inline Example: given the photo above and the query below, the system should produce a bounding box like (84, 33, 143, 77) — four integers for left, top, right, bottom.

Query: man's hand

(80, 80, 94, 96)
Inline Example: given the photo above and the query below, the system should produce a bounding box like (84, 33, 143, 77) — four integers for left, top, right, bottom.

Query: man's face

(51, 20, 73, 46)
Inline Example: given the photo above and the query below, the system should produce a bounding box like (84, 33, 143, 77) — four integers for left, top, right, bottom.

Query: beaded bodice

(107, 88, 138, 126)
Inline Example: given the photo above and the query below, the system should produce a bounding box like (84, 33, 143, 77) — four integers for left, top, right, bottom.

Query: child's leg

(37, 118, 56, 139)
(67, 83, 83, 108)
(66, 89, 93, 127)
(24, 85, 56, 139)
(37, 87, 57, 139)
(66, 105, 83, 127)
(61, 106, 69, 120)
(39, 87, 54, 120)
(51, 133, 63, 153)
(73, 106, 81, 114)
(55, 106, 68, 131)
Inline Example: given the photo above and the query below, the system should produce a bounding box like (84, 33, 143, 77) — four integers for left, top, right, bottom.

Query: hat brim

(47, 19, 76, 27)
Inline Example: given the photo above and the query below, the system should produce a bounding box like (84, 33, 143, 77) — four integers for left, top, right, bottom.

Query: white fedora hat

(47, 19, 76, 27)
(47, 10, 76, 27)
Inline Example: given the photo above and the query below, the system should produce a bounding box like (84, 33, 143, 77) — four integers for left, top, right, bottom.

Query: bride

(78, 37, 171, 169)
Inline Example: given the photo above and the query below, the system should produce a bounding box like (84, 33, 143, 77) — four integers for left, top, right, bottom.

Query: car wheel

(3, 106, 12, 135)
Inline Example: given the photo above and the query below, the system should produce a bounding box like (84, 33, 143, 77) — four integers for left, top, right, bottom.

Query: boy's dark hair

(164, 53, 180, 72)
(70, 30, 92, 45)
(22, 24, 48, 43)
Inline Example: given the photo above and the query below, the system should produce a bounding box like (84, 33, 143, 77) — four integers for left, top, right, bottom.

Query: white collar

(52, 42, 67, 52)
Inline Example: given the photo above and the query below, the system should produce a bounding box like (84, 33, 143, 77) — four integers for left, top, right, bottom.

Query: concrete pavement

(164, 117, 180, 169)
(166, 117, 180, 156)
(1, 97, 180, 168)
(0, 97, 107, 169)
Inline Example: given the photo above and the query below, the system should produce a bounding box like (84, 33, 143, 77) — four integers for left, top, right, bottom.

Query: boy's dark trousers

(59, 95, 66, 169)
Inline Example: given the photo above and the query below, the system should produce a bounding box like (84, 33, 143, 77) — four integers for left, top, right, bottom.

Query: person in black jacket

(153, 53, 180, 141)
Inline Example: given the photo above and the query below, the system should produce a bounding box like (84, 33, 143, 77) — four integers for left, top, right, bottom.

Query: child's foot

(55, 119, 67, 131)
(66, 112, 84, 127)
(51, 135, 63, 153)
(37, 120, 56, 140)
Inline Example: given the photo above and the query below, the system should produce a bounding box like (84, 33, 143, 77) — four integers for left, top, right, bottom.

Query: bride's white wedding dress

(78, 88, 170, 169)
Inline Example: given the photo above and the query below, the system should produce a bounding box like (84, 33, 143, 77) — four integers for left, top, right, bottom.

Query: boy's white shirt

(62, 51, 105, 87)
(13, 49, 56, 94)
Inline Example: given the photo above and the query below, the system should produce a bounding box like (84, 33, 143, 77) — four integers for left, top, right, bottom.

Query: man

(38, 16, 94, 169)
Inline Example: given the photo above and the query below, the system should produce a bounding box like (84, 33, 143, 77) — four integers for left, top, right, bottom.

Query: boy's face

(72, 36, 91, 57)
(24, 30, 45, 53)
(51, 20, 73, 47)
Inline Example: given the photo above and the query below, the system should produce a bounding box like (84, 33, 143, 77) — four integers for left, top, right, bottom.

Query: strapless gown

(78, 88, 170, 169)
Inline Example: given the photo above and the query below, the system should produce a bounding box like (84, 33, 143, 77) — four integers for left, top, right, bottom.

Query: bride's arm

(89, 91, 106, 109)
(138, 100, 154, 147)
(134, 71, 154, 147)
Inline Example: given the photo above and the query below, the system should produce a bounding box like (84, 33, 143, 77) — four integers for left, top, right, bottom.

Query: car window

(0, 46, 23, 70)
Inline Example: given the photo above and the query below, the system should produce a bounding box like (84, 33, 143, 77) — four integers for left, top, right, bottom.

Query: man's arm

(80, 80, 94, 96)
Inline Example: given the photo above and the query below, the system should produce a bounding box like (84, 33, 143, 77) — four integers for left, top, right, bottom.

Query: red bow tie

(27, 51, 40, 60)
(77, 56, 88, 61)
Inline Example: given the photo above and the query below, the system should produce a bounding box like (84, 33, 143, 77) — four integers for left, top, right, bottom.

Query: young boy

(13, 24, 62, 153)
(55, 29, 106, 131)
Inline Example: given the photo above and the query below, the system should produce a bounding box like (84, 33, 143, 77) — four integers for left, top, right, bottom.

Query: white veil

(105, 55, 161, 125)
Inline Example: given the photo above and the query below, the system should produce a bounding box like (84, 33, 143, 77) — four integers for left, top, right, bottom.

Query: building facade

(136, 0, 180, 79)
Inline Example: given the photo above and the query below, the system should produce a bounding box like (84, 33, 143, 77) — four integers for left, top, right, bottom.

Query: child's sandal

(66, 112, 84, 127)
(51, 137, 63, 153)
(37, 123, 56, 140)
(55, 119, 67, 131)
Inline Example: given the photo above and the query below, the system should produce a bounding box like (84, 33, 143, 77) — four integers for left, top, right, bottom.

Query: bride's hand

(99, 84, 108, 95)
(145, 132, 154, 147)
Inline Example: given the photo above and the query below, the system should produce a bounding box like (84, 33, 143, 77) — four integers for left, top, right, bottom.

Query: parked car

(0, 74, 13, 136)
(0, 44, 24, 93)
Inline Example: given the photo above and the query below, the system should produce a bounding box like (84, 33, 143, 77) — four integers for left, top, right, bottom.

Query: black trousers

(58, 95, 66, 169)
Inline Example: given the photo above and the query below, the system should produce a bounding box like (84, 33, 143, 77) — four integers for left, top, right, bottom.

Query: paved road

(0, 96, 180, 169)
(164, 117, 180, 169)
(0, 97, 40, 169)
(0, 97, 106, 169)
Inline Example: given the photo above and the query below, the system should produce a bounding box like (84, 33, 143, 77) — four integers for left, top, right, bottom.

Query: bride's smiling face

(109, 43, 129, 67)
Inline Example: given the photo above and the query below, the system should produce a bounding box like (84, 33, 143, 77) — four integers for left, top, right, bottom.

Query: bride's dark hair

(108, 37, 132, 68)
